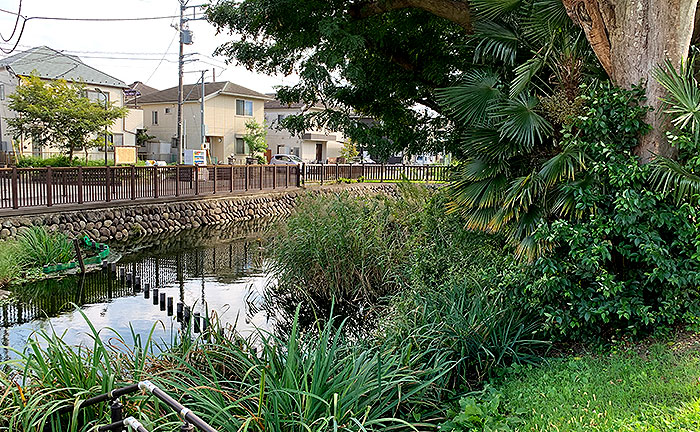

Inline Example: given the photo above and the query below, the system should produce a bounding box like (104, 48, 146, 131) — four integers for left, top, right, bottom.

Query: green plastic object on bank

(42, 236, 111, 274)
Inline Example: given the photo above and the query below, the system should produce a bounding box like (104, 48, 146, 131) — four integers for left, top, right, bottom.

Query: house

(134, 81, 270, 163)
(125, 81, 159, 105)
(0, 46, 143, 155)
(264, 99, 345, 163)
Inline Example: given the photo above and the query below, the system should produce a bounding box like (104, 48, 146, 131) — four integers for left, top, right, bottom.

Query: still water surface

(0, 222, 278, 359)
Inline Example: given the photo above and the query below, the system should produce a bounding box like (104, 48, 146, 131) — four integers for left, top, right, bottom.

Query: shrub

(440, 386, 524, 432)
(514, 83, 700, 341)
(0, 241, 20, 288)
(16, 226, 74, 268)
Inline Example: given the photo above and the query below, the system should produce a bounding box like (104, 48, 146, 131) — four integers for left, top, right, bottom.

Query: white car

(270, 154, 304, 165)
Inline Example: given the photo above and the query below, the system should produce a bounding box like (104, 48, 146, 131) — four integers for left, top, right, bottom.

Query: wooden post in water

(73, 238, 86, 274)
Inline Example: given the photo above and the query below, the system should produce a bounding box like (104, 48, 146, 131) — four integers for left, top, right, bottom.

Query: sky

(0, 0, 297, 93)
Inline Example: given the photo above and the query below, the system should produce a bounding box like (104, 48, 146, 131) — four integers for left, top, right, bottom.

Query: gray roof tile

(0, 46, 128, 88)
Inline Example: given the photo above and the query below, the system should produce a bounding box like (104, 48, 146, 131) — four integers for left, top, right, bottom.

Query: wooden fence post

(130, 165, 136, 200)
(380, 163, 385, 183)
(245, 165, 249, 191)
(335, 163, 339, 182)
(194, 166, 199, 195)
(105, 166, 111, 202)
(46, 167, 53, 207)
(153, 167, 159, 198)
(77, 166, 84, 204)
(285, 165, 289, 188)
(213, 166, 217, 194)
(175, 165, 180, 197)
(10, 167, 18, 209)
(320, 163, 324, 185)
(272, 165, 277, 189)
(230, 165, 234, 192)
(259, 165, 264, 190)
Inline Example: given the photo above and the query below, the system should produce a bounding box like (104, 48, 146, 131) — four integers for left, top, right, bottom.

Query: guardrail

(57, 380, 216, 432)
(303, 163, 450, 183)
(0, 164, 301, 211)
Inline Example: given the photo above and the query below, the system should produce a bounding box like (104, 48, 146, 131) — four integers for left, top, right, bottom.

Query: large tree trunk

(563, 0, 698, 162)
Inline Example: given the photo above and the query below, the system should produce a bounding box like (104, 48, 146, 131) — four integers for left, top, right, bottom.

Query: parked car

(270, 154, 304, 165)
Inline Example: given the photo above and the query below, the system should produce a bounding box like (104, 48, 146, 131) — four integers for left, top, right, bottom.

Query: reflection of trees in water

(1, 223, 270, 329)
(262, 284, 380, 340)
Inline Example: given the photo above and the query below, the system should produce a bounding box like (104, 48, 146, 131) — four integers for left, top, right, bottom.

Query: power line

(0, 0, 21, 42)
(0, 7, 180, 22)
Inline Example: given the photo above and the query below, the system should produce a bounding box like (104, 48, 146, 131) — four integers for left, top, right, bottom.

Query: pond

(0, 220, 283, 360)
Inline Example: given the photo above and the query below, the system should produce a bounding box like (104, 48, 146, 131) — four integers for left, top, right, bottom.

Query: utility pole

(200, 69, 206, 148)
(176, 0, 185, 164)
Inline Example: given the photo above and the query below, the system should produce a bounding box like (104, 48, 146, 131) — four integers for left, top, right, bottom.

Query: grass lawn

(499, 339, 700, 431)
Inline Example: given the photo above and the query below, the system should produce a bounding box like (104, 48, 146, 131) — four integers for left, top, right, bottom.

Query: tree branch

(348, 0, 473, 32)
(561, 0, 613, 77)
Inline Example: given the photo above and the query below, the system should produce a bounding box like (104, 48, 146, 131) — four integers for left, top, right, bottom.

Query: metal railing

(303, 163, 450, 184)
(0, 164, 302, 211)
(57, 380, 216, 432)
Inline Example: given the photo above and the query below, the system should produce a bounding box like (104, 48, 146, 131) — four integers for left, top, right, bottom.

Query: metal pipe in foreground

(58, 383, 140, 414)
(139, 381, 217, 432)
(98, 416, 149, 432)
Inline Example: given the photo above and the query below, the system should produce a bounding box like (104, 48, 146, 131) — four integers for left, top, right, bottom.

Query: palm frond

(494, 94, 552, 151)
(471, 0, 523, 20)
(653, 57, 700, 144)
(521, 0, 574, 43)
(510, 56, 546, 97)
(437, 70, 501, 127)
(473, 21, 519, 66)
(538, 144, 586, 186)
(650, 157, 700, 203)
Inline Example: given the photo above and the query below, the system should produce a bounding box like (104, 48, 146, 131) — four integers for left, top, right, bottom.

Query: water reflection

(1, 221, 274, 360)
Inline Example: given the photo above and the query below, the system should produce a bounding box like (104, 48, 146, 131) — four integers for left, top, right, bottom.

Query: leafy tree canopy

(7, 74, 128, 159)
(207, 0, 595, 157)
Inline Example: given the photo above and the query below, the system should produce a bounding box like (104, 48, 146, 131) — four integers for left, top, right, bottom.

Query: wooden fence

(303, 163, 450, 183)
(0, 164, 301, 210)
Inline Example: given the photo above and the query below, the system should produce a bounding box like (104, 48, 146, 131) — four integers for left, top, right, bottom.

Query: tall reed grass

(267, 191, 417, 302)
(0, 307, 450, 431)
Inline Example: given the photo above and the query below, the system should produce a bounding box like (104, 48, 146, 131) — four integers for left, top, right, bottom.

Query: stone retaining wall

(0, 184, 399, 243)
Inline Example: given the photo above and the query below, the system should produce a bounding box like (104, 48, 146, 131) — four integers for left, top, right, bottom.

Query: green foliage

(7, 74, 128, 159)
(651, 57, 700, 202)
(0, 241, 20, 288)
(513, 83, 700, 340)
(16, 226, 74, 268)
(440, 386, 524, 432)
(242, 119, 268, 157)
(267, 191, 416, 301)
(135, 128, 156, 147)
(157, 310, 445, 432)
(15, 154, 110, 167)
(498, 343, 700, 431)
(0, 308, 447, 432)
(383, 280, 545, 387)
(0, 309, 167, 430)
(339, 140, 359, 160)
(207, 0, 595, 157)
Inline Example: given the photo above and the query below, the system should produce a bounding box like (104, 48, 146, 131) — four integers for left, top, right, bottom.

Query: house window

(277, 114, 285, 123)
(236, 99, 253, 116)
(165, 107, 172, 114)
(109, 133, 124, 146)
(235, 138, 248, 154)
(84, 90, 109, 104)
(0, 84, 5, 101)
(152, 111, 158, 125)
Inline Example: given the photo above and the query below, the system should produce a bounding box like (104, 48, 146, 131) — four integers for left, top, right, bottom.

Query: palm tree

(439, 0, 593, 259)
